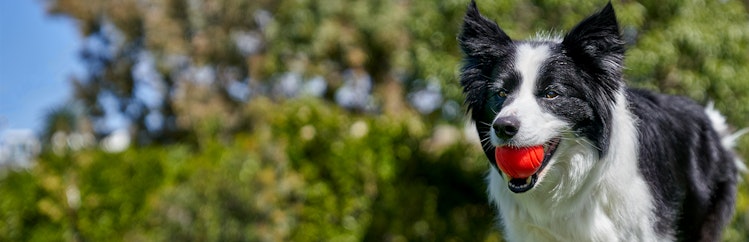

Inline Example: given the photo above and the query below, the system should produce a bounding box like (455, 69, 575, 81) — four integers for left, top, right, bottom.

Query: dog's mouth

(498, 137, 561, 193)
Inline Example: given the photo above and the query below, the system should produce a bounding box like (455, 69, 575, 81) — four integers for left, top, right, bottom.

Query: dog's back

(629, 88, 739, 241)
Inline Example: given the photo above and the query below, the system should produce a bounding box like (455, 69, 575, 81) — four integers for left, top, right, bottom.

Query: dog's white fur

(486, 44, 670, 242)
(488, 93, 670, 242)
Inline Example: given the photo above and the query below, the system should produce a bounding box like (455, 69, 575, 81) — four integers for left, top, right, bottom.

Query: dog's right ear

(562, 2, 624, 71)
(458, 0, 511, 58)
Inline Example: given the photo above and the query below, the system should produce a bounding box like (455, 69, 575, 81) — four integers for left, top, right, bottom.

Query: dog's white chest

(499, 196, 619, 242)
(488, 168, 665, 242)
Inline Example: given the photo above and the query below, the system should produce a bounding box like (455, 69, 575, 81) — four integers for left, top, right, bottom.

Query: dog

(458, 1, 743, 241)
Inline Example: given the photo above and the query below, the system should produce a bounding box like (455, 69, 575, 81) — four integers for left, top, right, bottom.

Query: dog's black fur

(630, 90, 738, 241)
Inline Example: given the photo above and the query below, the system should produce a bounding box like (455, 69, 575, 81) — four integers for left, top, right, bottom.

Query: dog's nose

(493, 116, 520, 139)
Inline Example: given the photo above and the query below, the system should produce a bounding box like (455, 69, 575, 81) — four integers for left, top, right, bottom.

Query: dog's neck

(487, 92, 669, 242)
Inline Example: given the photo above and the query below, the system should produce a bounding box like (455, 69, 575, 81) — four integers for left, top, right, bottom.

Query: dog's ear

(562, 2, 624, 69)
(458, 0, 511, 58)
(458, 1, 511, 119)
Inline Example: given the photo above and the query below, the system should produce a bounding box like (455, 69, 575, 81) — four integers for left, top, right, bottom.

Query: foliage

(3, 0, 749, 240)
(1, 98, 498, 241)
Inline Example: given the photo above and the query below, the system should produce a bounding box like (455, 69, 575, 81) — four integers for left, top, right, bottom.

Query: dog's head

(459, 1, 625, 193)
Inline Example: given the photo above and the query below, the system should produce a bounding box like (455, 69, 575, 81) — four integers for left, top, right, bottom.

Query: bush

(1, 98, 500, 241)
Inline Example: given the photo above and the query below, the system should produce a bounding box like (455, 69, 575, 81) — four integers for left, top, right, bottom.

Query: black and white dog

(458, 1, 744, 241)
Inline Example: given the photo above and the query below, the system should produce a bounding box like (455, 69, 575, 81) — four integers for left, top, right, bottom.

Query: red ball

(495, 145, 545, 179)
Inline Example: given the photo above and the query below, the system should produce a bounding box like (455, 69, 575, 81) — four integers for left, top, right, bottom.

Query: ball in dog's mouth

(495, 138, 561, 193)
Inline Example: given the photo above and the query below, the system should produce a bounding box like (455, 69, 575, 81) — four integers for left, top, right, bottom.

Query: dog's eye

(544, 90, 559, 99)
(498, 89, 509, 98)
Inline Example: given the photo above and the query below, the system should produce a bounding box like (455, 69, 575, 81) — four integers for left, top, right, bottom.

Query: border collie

(458, 1, 743, 241)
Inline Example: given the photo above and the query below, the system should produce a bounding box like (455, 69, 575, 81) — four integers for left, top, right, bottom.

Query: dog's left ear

(458, 0, 512, 59)
(562, 2, 624, 69)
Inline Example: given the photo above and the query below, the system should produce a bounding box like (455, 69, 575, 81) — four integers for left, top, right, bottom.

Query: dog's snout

(493, 116, 520, 139)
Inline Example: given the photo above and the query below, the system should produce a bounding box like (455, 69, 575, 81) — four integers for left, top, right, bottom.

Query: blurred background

(1, 0, 749, 241)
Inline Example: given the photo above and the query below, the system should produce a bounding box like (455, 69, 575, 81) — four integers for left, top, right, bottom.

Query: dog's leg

(697, 179, 737, 242)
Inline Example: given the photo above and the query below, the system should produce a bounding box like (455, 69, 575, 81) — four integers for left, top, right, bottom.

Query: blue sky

(0, 0, 83, 135)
